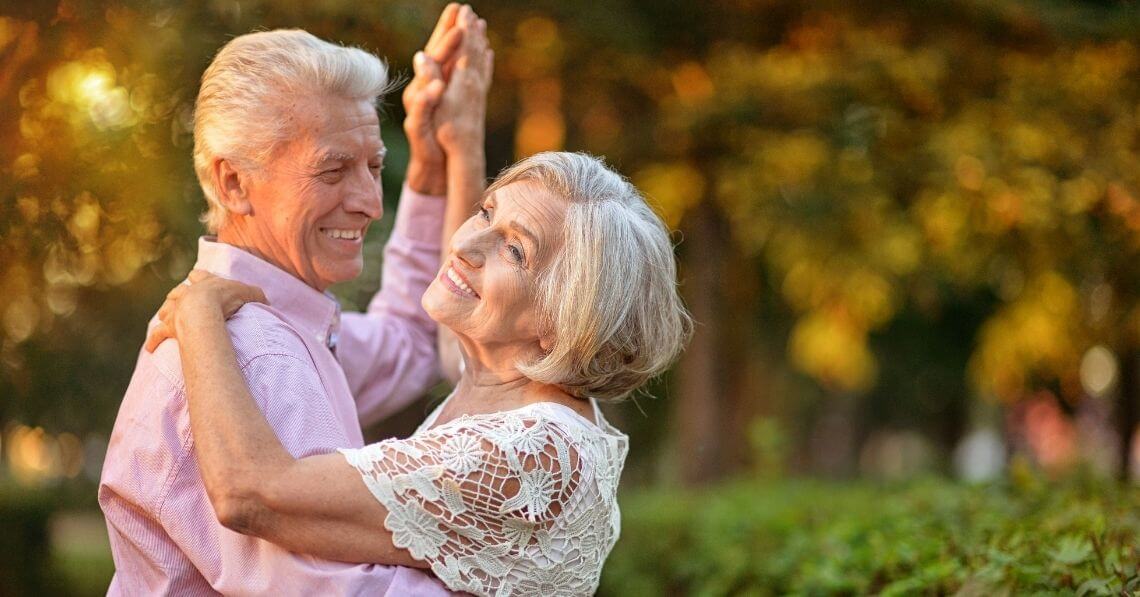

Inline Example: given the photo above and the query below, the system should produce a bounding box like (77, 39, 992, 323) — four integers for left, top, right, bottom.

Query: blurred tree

(5, 0, 1140, 489)
(621, 0, 1140, 480)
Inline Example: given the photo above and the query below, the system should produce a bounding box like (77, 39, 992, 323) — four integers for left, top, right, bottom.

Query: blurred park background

(4, 0, 1140, 594)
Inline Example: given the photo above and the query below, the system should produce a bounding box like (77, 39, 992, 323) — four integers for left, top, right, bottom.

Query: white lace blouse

(338, 397, 629, 596)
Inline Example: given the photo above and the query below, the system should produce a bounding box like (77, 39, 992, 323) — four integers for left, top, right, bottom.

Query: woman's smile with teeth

(322, 228, 362, 240)
(443, 265, 479, 298)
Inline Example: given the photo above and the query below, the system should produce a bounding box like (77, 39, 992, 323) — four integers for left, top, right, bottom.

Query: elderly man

(98, 5, 489, 594)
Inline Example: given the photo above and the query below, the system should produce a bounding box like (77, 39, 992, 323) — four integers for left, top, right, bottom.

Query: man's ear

(210, 158, 253, 217)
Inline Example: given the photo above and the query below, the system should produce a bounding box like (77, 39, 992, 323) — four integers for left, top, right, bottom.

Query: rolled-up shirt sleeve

(339, 183, 446, 427)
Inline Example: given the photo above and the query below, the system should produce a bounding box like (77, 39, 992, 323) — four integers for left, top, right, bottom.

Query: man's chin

(316, 262, 363, 289)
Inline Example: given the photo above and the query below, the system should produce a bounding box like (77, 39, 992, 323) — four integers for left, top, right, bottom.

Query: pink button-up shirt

(99, 184, 452, 596)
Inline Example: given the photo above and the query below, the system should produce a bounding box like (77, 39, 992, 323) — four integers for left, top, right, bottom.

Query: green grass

(52, 536, 114, 597)
(600, 476, 1140, 596)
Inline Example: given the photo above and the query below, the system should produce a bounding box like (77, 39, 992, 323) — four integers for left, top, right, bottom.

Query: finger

(472, 19, 488, 54)
(165, 284, 186, 302)
(188, 270, 211, 283)
(406, 81, 444, 137)
(485, 48, 495, 81)
(411, 53, 444, 99)
(412, 50, 427, 78)
(224, 286, 269, 317)
(426, 3, 460, 51)
(424, 78, 445, 105)
(429, 26, 464, 66)
(420, 51, 444, 83)
(238, 281, 270, 305)
(458, 4, 474, 29)
(145, 322, 171, 353)
(405, 74, 443, 129)
(453, 14, 486, 66)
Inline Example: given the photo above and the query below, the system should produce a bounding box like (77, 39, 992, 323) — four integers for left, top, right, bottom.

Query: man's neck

(216, 225, 325, 292)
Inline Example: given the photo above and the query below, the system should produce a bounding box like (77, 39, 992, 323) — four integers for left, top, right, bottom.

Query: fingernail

(414, 51, 425, 65)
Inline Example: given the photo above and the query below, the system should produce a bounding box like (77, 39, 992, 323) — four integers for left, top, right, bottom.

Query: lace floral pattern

(339, 403, 628, 597)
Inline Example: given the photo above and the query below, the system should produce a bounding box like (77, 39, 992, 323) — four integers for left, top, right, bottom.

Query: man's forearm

(405, 158, 447, 196)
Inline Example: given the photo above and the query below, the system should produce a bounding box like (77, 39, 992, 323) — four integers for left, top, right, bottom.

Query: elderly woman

(154, 151, 691, 596)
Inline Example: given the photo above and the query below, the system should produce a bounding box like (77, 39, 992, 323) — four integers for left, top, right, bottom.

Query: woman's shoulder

(428, 402, 627, 454)
(348, 401, 627, 596)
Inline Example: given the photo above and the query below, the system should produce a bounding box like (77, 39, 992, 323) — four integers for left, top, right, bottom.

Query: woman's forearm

(176, 305, 295, 531)
(443, 149, 485, 257)
(175, 305, 423, 565)
(438, 150, 483, 384)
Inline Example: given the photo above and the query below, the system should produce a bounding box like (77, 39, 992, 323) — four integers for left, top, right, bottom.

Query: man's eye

(478, 207, 490, 221)
(508, 245, 524, 262)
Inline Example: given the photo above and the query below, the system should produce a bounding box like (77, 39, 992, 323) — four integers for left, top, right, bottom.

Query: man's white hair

(487, 152, 693, 402)
(192, 29, 392, 232)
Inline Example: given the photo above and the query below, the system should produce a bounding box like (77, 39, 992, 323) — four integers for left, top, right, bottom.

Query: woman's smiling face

(423, 180, 567, 353)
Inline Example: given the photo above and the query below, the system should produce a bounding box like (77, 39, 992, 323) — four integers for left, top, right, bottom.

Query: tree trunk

(674, 201, 728, 486)
(1118, 348, 1137, 482)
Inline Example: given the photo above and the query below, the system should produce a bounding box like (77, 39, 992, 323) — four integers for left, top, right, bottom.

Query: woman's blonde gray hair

(193, 29, 393, 232)
(488, 152, 693, 402)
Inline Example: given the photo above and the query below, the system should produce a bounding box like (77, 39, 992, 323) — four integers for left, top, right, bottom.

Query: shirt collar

(192, 237, 341, 351)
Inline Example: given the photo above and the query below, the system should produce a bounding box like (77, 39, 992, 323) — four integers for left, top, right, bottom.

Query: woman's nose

(452, 229, 488, 268)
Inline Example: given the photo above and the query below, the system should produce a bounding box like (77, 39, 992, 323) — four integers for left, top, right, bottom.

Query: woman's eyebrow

(508, 220, 539, 248)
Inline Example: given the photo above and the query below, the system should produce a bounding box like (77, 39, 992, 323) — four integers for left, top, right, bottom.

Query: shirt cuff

(393, 182, 446, 246)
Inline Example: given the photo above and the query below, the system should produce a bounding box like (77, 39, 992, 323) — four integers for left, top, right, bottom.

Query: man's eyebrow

(312, 148, 386, 168)
(313, 152, 354, 167)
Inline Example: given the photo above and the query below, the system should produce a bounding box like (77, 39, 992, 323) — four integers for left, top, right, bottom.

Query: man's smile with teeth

(322, 228, 363, 240)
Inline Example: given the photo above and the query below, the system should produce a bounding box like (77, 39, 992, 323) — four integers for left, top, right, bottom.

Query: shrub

(0, 486, 61, 596)
(600, 477, 1140, 595)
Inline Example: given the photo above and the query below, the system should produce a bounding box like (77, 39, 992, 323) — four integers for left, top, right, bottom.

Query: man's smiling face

(239, 93, 386, 291)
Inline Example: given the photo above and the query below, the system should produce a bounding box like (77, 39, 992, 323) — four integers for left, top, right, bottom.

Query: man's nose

(344, 167, 383, 220)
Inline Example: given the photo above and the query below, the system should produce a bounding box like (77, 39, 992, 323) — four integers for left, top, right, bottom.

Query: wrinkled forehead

(276, 93, 383, 157)
(490, 180, 570, 253)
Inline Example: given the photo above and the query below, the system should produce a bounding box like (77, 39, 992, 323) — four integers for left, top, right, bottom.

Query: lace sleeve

(338, 411, 601, 596)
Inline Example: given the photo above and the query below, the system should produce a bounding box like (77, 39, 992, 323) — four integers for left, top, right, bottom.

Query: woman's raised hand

(402, 3, 465, 194)
(144, 271, 268, 353)
(434, 6, 494, 156)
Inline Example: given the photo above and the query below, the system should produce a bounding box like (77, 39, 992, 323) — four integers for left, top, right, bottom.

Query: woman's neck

(447, 335, 581, 413)
(454, 357, 550, 406)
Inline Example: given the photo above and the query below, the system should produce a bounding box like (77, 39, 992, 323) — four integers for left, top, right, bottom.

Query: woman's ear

(538, 333, 554, 353)
(210, 158, 253, 218)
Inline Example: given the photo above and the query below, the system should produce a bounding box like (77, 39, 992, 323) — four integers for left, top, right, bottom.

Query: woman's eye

(508, 245, 524, 263)
(478, 206, 491, 221)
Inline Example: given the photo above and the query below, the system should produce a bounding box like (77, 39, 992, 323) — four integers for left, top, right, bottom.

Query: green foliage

(0, 486, 62, 596)
(600, 478, 1140, 595)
